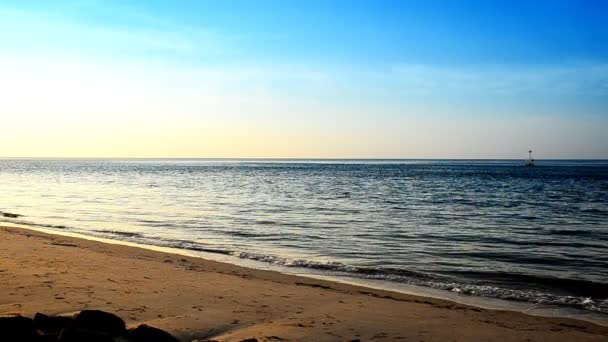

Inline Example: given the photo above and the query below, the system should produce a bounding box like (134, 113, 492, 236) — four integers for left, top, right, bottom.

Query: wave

(228, 251, 608, 314)
(93, 230, 144, 238)
(2, 215, 607, 315)
(548, 229, 603, 238)
(0, 211, 22, 218)
(0, 215, 67, 230)
(580, 208, 607, 214)
(440, 270, 608, 298)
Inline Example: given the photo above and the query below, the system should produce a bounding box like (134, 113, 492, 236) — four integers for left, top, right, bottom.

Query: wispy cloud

(388, 63, 608, 97)
(0, 5, 225, 59)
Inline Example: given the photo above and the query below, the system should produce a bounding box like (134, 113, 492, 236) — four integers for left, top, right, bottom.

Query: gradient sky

(1, 0, 607, 158)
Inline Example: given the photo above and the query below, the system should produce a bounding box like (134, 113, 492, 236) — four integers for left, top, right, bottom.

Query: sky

(0, 0, 607, 159)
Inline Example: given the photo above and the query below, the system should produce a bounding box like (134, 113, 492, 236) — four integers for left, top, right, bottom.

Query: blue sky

(0, 0, 606, 158)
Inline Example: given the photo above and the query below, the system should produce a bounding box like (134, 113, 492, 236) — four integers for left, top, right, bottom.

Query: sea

(1, 159, 607, 322)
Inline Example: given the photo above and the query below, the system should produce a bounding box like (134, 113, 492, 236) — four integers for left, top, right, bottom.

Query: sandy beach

(1, 225, 607, 342)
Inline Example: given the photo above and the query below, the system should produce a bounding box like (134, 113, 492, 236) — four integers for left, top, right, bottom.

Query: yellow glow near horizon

(1, 56, 607, 159)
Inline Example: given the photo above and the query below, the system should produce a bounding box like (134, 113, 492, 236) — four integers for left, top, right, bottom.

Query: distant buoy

(525, 150, 535, 167)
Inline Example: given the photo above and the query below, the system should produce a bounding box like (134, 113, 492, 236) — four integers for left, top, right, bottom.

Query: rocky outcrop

(129, 324, 179, 342)
(0, 315, 36, 341)
(0, 310, 178, 342)
(73, 310, 126, 337)
(34, 313, 74, 335)
(58, 328, 115, 342)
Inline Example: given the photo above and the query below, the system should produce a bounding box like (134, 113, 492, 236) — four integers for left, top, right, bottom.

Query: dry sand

(1, 226, 607, 341)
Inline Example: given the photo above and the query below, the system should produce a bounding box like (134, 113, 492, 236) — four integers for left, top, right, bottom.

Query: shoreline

(2, 225, 608, 341)
(4, 221, 607, 327)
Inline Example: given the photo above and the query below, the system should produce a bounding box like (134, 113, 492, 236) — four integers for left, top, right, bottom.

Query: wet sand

(1, 226, 607, 341)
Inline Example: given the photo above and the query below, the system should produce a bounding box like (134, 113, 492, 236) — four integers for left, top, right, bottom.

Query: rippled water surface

(1, 159, 607, 315)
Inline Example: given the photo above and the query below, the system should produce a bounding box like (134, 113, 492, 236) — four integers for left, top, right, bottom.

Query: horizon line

(1, 157, 607, 161)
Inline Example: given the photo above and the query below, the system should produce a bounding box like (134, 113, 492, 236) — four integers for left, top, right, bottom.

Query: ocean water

(1, 159, 607, 317)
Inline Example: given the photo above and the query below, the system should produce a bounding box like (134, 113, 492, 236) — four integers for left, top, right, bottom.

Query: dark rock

(57, 328, 114, 342)
(73, 310, 126, 336)
(238, 339, 259, 342)
(128, 324, 179, 342)
(0, 315, 36, 341)
(34, 312, 74, 334)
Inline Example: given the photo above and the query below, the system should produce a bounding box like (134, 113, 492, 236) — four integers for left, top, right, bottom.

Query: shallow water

(1, 159, 607, 316)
